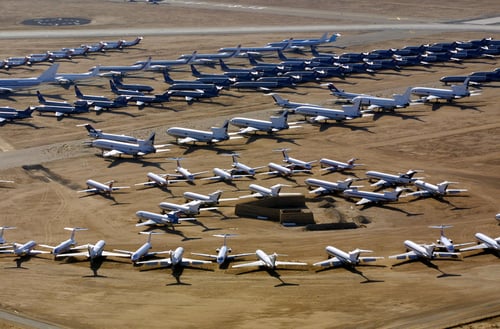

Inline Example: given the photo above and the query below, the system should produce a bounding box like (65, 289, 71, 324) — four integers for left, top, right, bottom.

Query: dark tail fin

(36, 91, 46, 104)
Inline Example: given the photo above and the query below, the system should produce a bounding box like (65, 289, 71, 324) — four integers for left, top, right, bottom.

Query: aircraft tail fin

(139, 132, 156, 147)
(343, 98, 362, 117)
(270, 184, 283, 196)
(74, 85, 84, 99)
(247, 54, 259, 66)
(328, 33, 340, 43)
(277, 49, 288, 61)
(162, 70, 174, 84)
(451, 77, 470, 96)
(310, 46, 320, 57)
(327, 83, 342, 95)
(232, 45, 241, 58)
(219, 59, 230, 71)
(190, 64, 202, 77)
(185, 51, 197, 65)
(109, 80, 119, 93)
(270, 111, 289, 129)
(209, 190, 223, 203)
(36, 90, 46, 104)
(211, 120, 230, 141)
(37, 63, 59, 83)
(394, 87, 413, 106)
(437, 182, 450, 194)
(271, 93, 289, 107)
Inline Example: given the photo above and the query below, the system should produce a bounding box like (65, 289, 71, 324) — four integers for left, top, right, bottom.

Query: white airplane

(113, 232, 170, 263)
(54, 66, 100, 85)
(351, 87, 413, 111)
(459, 233, 500, 253)
(294, 98, 364, 123)
(165, 158, 208, 183)
(0, 240, 50, 257)
(0, 63, 59, 94)
(166, 120, 231, 145)
(239, 183, 296, 199)
(55, 240, 129, 260)
(82, 124, 139, 143)
(135, 210, 196, 228)
(224, 153, 266, 176)
(411, 78, 477, 102)
(78, 179, 130, 195)
(136, 246, 212, 268)
(389, 240, 462, 262)
(92, 132, 170, 158)
(232, 249, 307, 269)
(201, 167, 252, 183)
(496, 213, 500, 222)
(158, 200, 217, 216)
(343, 187, 408, 206)
(183, 190, 237, 206)
(275, 148, 316, 170)
(0, 179, 15, 185)
(429, 225, 474, 253)
(270, 93, 323, 112)
(92, 57, 152, 76)
(327, 83, 367, 100)
(404, 180, 467, 199)
(319, 157, 363, 172)
(229, 111, 292, 134)
(191, 234, 254, 266)
(0, 226, 16, 246)
(305, 178, 362, 195)
(366, 169, 423, 188)
(134, 172, 185, 188)
(313, 245, 384, 268)
(261, 162, 311, 178)
(39, 227, 88, 256)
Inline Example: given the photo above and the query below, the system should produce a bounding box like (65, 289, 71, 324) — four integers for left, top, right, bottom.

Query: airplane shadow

(141, 225, 200, 242)
(4, 255, 33, 269)
(136, 185, 175, 197)
(179, 144, 246, 156)
(372, 110, 426, 122)
(316, 122, 375, 133)
(430, 101, 482, 112)
(315, 264, 386, 283)
(243, 133, 301, 146)
(94, 109, 139, 118)
(0, 121, 45, 129)
(359, 202, 423, 217)
(59, 115, 99, 123)
(236, 267, 300, 287)
(463, 250, 500, 259)
(391, 258, 462, 278)
(192, 219, 222, 232)
(104, 157, 164, 170)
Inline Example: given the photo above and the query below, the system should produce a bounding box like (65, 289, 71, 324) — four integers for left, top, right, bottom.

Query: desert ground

(0, 1, 499, 328)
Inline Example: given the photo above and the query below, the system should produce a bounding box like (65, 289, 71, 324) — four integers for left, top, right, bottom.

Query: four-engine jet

(0, 63, 59, 94)
(78, 179, 130, 195)
(313, 245, 384, 268)
(192, 234, 253, 267)
(167, 120, 230, 145)
(232, 249, 307, 269)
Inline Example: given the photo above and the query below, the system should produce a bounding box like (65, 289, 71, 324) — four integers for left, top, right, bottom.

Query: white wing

(103, 149, 124, 157)
(232, 260, 266, 268)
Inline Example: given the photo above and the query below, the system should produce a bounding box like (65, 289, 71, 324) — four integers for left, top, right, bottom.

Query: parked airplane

(32, 102, 90, 118)
(93, 57, 152, 76)
(82, 124, 139, 143)
(459, 233, 500, 253)
(54, 65, 100, 85)
(183, 190, 237, 206)
(158, 200, 217, 216)
(191, 234, 253, 266)
(270, 93, 322, 112)
(429, 225, 474, 253)
(275, 148, 316, 170)
(261, 162, 311, 178)
(224, 153, 266, 176)
(189, 65, 235, 86)
(0, 107, 34, 123)
(135, 210, 196, 228)
(0, 63, 59, 94)
(294, 98, 363, 123)
(74, 85, 110, 103)
(178, 45, 241, 61)
(113, 232, 169, 263)
(404, 180, 467, 199)
(389, 240, 462, 262)
(39, 227, 88, 256)
(305, 178, 362, 195)
(91, 132, 169, 158)
(201, 168, 252, 183)
(352, 87, 413, 111)
(267, 32, 340, 49)
(238, 183, 295, 199)
(232, 249, 307, 269)
(166, 120, 230, 145)
(230, 111, 291, 134)
(128, 91, 171, 108)
(136, 246, 212, 269)
(112, 75, 154, 93)
(109, 80, 145, 97)
(55, 240, 129, 260)
(319, 157, 363, 172)
(165, 158, 208, 183)
(135, 172, 185, 189)
(313, 245, 384, 268)
(120, 36, 143, 48)
(327, 83, 366, 100)
(366, 169, 423, 188)
(411, 78, 476, 102)
(0, 226, 16, 246)
(137, 51, 197, 71)
(343, 187, 408, 206)
(0, 240, 49, 257)
(77, 179, 130, 195)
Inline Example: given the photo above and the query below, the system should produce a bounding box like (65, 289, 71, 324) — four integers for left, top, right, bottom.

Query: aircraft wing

(56, 251, 90, 258)
(77, 188, 99, 194)
(28, 250, 51, 255)
(275, 261, 308, 267)
(55, 112, 65, 117)
(101, 251, 130, 258)
(180, 257, 212, 266)
(432, 252, 462, 259)
(111, 186, 130, 191)
(309, 187, 328, 194)
(228, 252, 255, 260)
(356, 198, 374, 206)
(232, 260, 266, 268)
(371, 179, 389, 187)
(191, 252, 217, 259)
(459, 243, 487, 252)
(113, 249, 133, 255)
(403, 191, 431, 198)
(313, 257, 343, 267)
(358, 256, 384, 263)
(135, 219, 163, 227)
(388, 251, 420, 261)
(310, 115, 330, 122)
(137, 258, 173, 267)
(178, 137, 200, 144)
(238, 127, 259, 134)
(103, 149, 125, 157)
(446, 189, 468, 195)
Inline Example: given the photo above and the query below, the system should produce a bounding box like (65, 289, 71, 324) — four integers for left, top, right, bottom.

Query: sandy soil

(0, 1, 499, 328)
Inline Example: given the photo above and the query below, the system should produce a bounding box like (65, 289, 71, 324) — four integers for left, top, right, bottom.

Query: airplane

(305, 178, 362, 195)
(270, 93, 323, 112)
(54, 66, 100, 85)
(0, 240, 50, 257)
(136, 246, 212, 269)
(191, 234, 253, 266)
(111, 75, 154, 93)
(496, 213, 500, 222)
(231, 80, 280, 91)
(91, 132, 170, 158)
(389, 240, 462, 263)
(134, 172, 185, 188)
(77, 179, 130, 195)
(158, 200, 217, 216)
(74, 85, 130, 111)
(428, 225, 474, 253)
(459, 233, 500, 253)
(163, 72, 224, 93)
(319, 157, 363, 172)
(411, 78, 477, 102)
(275, 148, 316, 170)
(229, 111, 291, 134)
(200, 167, 252, 183)
(189, 65, 235, 86)
(120, 36, 143, 48)
(327, 83, 366, 100)
(183, 190, 237, 206)
(404, 180, 467, 199)
(0, 107, 34, 124)
(39, 227, 88, 256)
(343, 187, 408, 206)
(166, 88, 219, 104)
(113, 232, 170, 263)
(294, 98, 363, 123)
(2, 56, 30, 69)
(267, 32, 340, 49)
(218, 40, 292, 55)
(127, 91, 171, 109)
(0, 63, 59, 94)
(223, 152, 266, 176)
(92, 57, 152, 76)
(55, 240, 129, 260)
(261, 162, 311, 178)
(32, 102, 90, 118)
(313, 245, 384, 268)
(352, 87, 413, 111)
(165, 157, 209, 183)
(135, 210, 196, 228)
(36, 90, 71, 107)
(82, 124, 139, 143)
(0, 226, 16, 246)
(74, 85, 110, 103)
(238, 183, 296, 199)
(232, 249, 307, 269)
(178, 45, 240, 61)
(136, 51, 197, 71)
(366, 169, 423, 188)
(166, 120, 230, 145)
(109, 80, 145, 97)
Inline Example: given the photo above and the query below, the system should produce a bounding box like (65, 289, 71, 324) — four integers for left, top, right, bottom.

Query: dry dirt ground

(0, 1, 499, 328)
